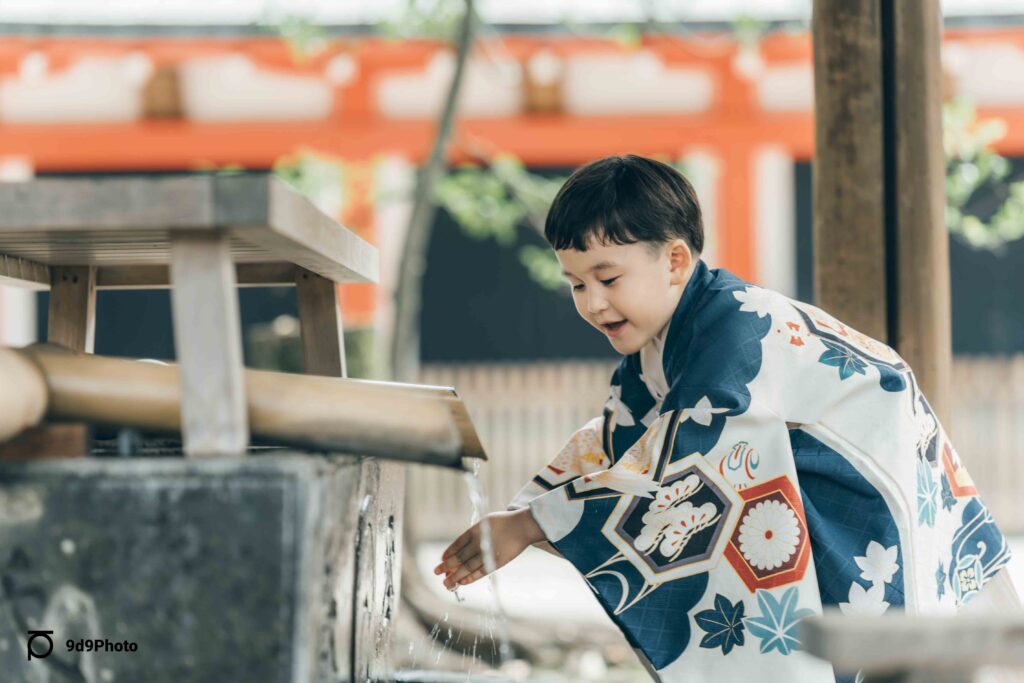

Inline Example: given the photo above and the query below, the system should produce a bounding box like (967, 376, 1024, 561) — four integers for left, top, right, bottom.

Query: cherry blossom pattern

(839, 540, 900, 617)
(743, 587, 814, 656)
(854, 541, 899, 585)
(733, 286, 776, 319)
(680, 396, 730, 427)
(695, 593, 746, 655)
(737, 499, 801, 571)
(838, 582, 889, 616)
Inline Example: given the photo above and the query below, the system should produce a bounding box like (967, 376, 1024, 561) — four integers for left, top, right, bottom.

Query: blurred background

(0, 0, 1022, 679)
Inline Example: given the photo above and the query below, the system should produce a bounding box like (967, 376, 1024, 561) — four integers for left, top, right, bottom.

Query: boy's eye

(571, 283, 585, 292)
(600, 277, 619, 286)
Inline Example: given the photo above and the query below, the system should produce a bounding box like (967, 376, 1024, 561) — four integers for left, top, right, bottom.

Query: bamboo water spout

(0, 345, 485, 469)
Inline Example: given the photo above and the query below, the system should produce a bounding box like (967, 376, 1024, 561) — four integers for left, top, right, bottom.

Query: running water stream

(463, 462, 514, 665)
(401, 461, 517, 680)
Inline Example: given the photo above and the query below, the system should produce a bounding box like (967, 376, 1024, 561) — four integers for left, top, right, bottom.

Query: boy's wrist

(514, 506, 546, 545)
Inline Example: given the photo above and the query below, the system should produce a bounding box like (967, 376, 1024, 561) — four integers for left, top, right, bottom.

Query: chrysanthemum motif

(737, 499, 800, 571)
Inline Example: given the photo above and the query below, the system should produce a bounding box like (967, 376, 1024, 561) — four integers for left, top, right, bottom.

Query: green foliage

(435, 156, 568, 290)
(944, 98, 1024, 250)
(377, 0, 470, 43)
(261, 13, 331, 63)
(272, 149, 346, 218)
(519, 245, 566, 291)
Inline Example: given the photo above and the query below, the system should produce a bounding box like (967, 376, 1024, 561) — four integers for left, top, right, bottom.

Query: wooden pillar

(169, 233, 248, 457)
(812, 0, 951, 423)
(812, 1, 888, 343)
(892, 0, 952, 425)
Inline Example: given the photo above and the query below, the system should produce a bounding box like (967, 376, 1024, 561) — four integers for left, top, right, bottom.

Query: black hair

(544, 154, 704, 254)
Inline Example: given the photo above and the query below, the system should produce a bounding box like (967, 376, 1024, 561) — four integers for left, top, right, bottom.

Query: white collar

(639, 322, 670, 403)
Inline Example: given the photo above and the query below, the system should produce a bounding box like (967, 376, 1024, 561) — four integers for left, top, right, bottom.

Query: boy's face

(557, 238, 694, 356)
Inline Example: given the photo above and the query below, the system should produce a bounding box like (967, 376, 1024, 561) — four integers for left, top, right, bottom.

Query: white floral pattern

(854, 541, 899, 586)
(838, 582, 889, 616)
(733, 286, 775, 318)
(681, 396, 730, 427)
(737, 499, 801, 571)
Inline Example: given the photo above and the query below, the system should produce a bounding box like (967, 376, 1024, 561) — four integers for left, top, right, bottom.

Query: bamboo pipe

(0, 346, 485, 469)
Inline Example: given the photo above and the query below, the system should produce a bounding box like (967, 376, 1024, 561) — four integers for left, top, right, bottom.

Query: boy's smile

(557, 238, 695, 356)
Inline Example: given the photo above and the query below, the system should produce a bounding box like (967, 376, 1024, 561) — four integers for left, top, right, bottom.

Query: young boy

(434, 155, 1015, 681)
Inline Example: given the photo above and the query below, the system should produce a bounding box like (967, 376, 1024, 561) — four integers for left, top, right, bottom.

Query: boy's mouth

(601, 320, 627, 337)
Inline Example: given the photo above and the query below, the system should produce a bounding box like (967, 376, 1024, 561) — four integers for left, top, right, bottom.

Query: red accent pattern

(941, 443, 978, 498)
(723, 475, 811, 592)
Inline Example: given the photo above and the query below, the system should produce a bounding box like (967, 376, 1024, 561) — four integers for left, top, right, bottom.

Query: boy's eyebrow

(560, 261, 619, 277)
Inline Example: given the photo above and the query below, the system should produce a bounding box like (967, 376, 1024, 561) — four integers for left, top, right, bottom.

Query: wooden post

(0, 265, 96, 459)
(892, 0, 952, 425)
(295, 267, 347, 377)
(48, 266, 97, 352)
(813, 0, 951, 422)
(812, 0, 888, 342)
(169, 232, 248, 457)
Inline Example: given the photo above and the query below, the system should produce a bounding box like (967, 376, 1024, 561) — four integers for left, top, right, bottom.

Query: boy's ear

(667, 239, 693, 285)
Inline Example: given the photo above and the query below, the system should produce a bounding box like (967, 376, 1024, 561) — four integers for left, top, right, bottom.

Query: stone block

(0, 454, 385, 683)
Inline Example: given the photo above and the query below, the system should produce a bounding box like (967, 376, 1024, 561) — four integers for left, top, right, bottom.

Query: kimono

(509, 260, 1013, 682)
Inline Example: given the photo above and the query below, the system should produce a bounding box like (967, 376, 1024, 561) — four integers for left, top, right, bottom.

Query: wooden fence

(409, 356, 1024, 541)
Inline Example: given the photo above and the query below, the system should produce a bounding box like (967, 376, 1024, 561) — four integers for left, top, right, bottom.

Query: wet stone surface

(0, 454, 366, 683)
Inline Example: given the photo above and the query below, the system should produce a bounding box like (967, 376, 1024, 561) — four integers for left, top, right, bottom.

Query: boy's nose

(587, 291, 609, 314)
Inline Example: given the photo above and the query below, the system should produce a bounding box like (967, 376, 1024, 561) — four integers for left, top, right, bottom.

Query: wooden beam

(169, 232, 249, 457)
(812, 0, 888, 342)
(893, 0, 951, 425)
(295, 267, 347, 377)
(96, 262, 298, 289)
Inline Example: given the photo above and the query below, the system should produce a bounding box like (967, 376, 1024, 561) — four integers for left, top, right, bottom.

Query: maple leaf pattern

(744, 587, 814, 656)
(818, 339, 868, 381)
(695, 594, 746, 655)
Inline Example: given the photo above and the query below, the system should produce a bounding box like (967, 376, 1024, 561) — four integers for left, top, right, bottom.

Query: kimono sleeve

(507, 416, 611, 512)
(524, 392, 834, 682)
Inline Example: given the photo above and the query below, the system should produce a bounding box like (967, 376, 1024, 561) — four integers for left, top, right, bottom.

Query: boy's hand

(433, 508, 545, 590)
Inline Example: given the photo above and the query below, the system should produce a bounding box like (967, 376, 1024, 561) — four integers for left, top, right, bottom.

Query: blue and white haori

(509, 260, 1012, 683)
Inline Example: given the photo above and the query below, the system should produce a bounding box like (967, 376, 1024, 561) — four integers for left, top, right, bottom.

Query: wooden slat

(96, 262, 298, 289)
(0, 253, 49, 290)
(169, 232, 248, 457)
